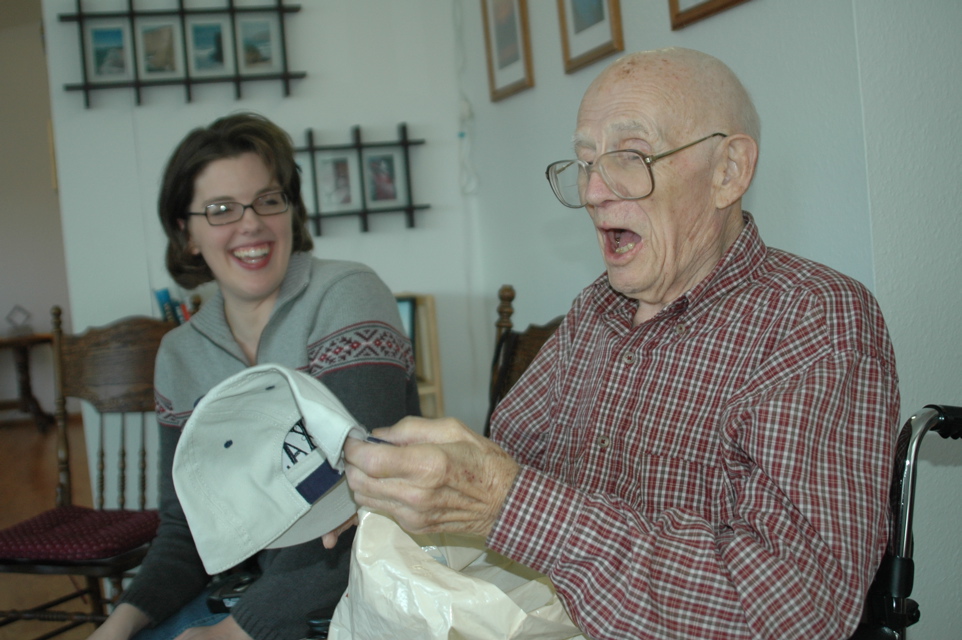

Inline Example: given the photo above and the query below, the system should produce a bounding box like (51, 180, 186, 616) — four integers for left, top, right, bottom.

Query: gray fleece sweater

(120, 252, 420, 640)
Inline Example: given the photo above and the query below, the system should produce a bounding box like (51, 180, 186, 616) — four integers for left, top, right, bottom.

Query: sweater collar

(187, 251, 313, 356)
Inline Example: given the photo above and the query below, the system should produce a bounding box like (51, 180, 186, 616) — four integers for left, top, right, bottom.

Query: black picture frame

(296, 124, 430, 235)
(59, 0, 306, 108)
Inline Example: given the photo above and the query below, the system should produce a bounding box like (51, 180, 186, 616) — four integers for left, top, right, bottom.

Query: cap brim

(265, 474, 357, 548)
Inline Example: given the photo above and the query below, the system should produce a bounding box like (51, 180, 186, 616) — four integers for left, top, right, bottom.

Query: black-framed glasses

(545, 132, 727, 208)
(186, 191, 290, 226)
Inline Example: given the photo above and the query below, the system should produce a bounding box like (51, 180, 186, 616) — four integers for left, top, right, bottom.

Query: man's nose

(583, 166, 614, 205)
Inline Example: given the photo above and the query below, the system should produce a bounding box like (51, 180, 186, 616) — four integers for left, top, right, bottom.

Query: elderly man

(344, 48, 899, 639)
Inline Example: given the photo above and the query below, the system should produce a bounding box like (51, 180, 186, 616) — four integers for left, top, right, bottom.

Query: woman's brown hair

(159, 112, 313, 289)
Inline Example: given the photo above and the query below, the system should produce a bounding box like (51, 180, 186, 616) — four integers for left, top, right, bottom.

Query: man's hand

(343, 417, 520, 537)
(174, 615, 252, 640)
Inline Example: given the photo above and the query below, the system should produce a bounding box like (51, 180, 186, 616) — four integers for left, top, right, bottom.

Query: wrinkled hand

(343, 417, 520, 537)
(174, 615, 251, 640)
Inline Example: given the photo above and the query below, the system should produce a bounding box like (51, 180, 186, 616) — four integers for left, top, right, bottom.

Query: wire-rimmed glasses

(545, 133, 727, 208)
(187, 191, 290, 226)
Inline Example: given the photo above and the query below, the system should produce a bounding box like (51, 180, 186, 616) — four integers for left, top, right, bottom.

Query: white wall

(42, 0, 961, 636)
(855, 1, 962, 636)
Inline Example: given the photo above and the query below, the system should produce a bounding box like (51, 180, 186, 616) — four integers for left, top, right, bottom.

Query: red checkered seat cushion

(0, 505, 159, 561)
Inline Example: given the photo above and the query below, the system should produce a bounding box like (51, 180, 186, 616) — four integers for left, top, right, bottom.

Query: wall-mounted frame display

(185, 16, 235, 78)
(556, 0, 624, 74)
(315, 151, 362, 215)
(136, 19, 185, 81)
(236, 14, 282, 75)
(362, 149, 408, 212)
(60, 1, 306, 108)
(481, 0, 534, 102)
(85, 21, 133, 82)
(296, 124, 429, 235)
(669, 0, 753, 30)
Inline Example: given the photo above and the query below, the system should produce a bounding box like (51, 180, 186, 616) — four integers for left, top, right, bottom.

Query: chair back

(51, 306, 175, 510)
(485, 285, 562, 436)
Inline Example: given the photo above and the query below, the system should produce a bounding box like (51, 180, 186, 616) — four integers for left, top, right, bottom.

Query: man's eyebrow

(571, 120, 655, 151)
(609, 120, 653, 137)
(571, 132, 594, 151)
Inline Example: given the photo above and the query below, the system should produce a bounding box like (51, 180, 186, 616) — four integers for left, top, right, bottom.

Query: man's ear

(713, 134, 758, 210)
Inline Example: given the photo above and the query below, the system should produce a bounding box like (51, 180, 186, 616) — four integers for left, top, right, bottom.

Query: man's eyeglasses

(187, 191, 290, 226)
(545, 133, 727, 208)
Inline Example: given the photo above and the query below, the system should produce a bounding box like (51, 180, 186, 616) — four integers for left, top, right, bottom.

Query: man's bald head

(583, 48, 760, 145)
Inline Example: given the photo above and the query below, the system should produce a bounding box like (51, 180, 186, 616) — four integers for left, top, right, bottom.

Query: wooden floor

(0, 415, 94, 640)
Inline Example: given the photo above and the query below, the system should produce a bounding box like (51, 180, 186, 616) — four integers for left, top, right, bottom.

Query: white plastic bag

(328, 509, 587, 640)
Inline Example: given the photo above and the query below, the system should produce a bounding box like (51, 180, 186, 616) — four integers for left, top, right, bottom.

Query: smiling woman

(83, 112, 422, 640)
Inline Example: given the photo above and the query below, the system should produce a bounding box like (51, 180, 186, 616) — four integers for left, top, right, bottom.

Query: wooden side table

(0, 333, 55, 432)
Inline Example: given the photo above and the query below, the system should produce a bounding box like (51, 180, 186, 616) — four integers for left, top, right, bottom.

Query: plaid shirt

(488, 214, 899, 640)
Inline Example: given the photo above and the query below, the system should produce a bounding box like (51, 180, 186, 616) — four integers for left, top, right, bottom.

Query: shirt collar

(592, 211, 767, 324)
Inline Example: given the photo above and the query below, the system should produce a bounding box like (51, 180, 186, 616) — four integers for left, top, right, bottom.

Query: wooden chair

(485, 285, 563, 436)
(0, 306, 175, 638)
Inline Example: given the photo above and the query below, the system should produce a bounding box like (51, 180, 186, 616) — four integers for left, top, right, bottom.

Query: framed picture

(481, 0, 534, 102)
(236, 14, 283, 75)
(186, 16, 235, 77)
(362, 149, 408, 211)
(669, 0, 753, 30)
(295, 150, 316, 213)
(316, 151, 362, 215)
(557, 0, 624, 74)
(395, 296, 417, 355)
(85, 22, 133, 81)
(135, 19, 184, 80)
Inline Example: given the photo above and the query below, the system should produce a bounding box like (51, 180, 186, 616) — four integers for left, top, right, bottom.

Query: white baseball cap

(172, 363, 367, 575)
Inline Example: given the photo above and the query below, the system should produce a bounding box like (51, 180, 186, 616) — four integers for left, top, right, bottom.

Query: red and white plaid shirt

(488, 213, 899, 640)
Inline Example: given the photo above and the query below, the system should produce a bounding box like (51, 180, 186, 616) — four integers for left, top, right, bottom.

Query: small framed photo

(395, 296, 417, 353)
(669, 0, 753, 30)
(86, 22, 133, 81)
(135, 19, 184, 80)
(316, 151, 362, 215)
(481, 0, 534, 102)
(236, 14, 283, 75)
(557, 0, 624, 74)
(362, 149, 408, 210)
(187, 16, 235, 77)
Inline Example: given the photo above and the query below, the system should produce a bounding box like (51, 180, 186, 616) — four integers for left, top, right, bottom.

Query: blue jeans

(132, 586, 228, 640)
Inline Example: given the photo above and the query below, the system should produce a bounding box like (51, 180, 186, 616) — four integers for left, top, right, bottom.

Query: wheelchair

(851, 404, 962, 639)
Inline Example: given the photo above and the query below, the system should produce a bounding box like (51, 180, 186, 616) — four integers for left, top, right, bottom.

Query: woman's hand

(321, 513, 359, 549)
(174, 615, 252, 640)
(85, 603, 150, 640)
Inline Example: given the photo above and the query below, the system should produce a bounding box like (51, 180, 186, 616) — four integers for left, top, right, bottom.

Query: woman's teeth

(233, 246, 269, 262)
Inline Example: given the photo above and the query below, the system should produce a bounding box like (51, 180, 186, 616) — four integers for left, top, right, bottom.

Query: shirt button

(674, 324, 687, 336)
(622, 352, 635, 364)
(597, 435, 611, 449)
